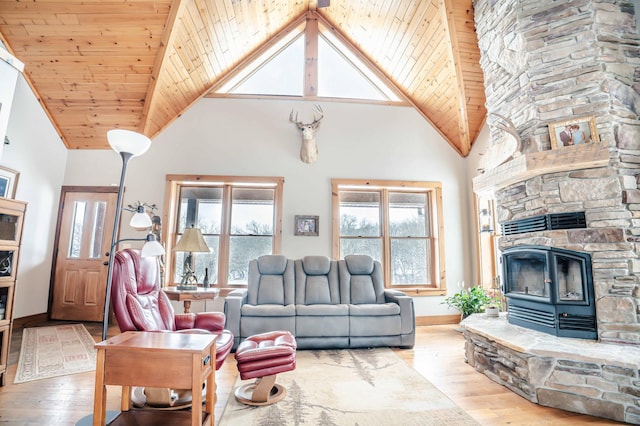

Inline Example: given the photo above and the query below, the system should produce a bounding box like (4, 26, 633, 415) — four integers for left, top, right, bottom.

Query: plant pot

(485, 306, 499, 318)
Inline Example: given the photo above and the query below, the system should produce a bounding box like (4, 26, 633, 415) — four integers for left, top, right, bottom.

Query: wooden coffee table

(93, 331, 216, 426)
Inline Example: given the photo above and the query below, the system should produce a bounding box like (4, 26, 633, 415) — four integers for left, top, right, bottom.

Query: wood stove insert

(502, 245, 596, 339)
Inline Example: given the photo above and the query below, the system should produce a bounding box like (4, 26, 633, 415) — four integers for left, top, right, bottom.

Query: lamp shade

(129, 205, 152, 228)
(107, 129, 152, 157)
(141, 234, 166, 257)
(173, 227, 210, 253)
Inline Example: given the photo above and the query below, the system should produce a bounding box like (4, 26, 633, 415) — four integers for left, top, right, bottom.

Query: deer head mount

(289, 104, 324, 164)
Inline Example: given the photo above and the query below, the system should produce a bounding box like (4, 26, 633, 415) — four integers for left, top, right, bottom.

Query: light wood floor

(0, 320, 621, 425)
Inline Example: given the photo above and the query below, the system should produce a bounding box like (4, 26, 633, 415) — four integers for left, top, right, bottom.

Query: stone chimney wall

(473, 0, 640, 345)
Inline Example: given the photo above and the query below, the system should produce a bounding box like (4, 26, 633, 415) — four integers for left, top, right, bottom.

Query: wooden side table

(164, 287, 220, 313)
(93, 331, 216, 426)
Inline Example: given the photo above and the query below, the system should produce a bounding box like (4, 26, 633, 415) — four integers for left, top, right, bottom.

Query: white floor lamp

(78, 129, 162, 425)
(100, 129, 163, 341)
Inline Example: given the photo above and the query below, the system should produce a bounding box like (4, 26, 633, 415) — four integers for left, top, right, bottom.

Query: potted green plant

(484, 298, 501, 317)
(442, 285, 495, 319)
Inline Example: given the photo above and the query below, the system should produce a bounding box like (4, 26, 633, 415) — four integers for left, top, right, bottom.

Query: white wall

(0, 58, 19, 159)
(5, 76, 68, 317)
(64, 97, 474, 316)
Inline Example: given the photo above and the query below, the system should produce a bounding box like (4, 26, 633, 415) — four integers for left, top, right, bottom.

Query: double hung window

(166, 175, 283, 289)
(332, 179, 445, 295)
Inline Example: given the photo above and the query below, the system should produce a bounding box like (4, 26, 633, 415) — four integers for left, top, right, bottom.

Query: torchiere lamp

(101, 129, 164, 341)
(173, 225, 210, 290)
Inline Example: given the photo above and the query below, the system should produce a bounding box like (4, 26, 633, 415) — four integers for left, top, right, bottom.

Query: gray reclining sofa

(224, 254, 415, 350)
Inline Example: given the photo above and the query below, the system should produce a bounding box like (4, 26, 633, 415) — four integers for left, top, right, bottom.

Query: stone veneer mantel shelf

(473, 142, 610, 193)
(462, 315, 640, 424)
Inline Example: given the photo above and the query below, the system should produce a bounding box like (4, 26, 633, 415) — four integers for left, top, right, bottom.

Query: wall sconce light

(479, 208, 494, 233)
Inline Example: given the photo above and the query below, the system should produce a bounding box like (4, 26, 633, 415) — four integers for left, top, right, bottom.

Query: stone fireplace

(466, 0, 640, 423)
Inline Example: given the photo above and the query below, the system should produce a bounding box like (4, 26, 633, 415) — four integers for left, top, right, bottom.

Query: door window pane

(69, 201, 86, 258)
(89, 201, 107, 259)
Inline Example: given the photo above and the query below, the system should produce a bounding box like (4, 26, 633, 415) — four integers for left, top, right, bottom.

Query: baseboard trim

(13, 313, 49, 329)
(416, 314, 460, 326)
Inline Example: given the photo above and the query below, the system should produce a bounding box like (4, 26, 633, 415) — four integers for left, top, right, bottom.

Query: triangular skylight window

(214, 19, 403, 103)
(230, 35, 305, 96)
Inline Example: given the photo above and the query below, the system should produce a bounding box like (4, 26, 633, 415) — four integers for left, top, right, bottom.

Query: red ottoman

(234, 330, 297, 406)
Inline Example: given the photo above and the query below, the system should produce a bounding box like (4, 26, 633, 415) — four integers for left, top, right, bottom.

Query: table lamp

(174, 225, 210, 290)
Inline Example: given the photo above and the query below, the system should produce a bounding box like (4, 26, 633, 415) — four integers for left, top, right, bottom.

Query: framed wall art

(549, 115, 599, 149)
(294, 215, 319, 236)
(0, 166, 19, 199)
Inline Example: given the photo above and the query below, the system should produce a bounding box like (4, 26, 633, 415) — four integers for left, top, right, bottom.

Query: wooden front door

(50, 187, 118, 321)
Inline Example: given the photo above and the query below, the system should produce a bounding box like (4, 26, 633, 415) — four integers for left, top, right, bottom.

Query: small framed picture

(549, 116, 599, 149)
(294, 215, 319, 236)
(0, 166, 19, 199)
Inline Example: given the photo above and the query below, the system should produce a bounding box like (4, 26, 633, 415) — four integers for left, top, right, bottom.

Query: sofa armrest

(224, 289, 248, 342)
(384, 290, 415, 336)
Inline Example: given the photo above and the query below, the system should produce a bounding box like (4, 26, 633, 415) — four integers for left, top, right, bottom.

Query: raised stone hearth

(462, 315, 640, 424)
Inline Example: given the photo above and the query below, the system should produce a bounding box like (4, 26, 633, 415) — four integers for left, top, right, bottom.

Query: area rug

(220, 348, 479, 425)
(14, 324, 97, 384)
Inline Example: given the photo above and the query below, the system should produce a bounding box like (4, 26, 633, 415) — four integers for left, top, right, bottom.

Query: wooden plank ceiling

(0, 0, 486, 157)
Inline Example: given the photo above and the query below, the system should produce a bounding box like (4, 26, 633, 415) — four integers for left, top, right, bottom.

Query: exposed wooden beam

(441, 0, 472, 156)
(140, 0, 189, 136)
(304, 14, 319, 97)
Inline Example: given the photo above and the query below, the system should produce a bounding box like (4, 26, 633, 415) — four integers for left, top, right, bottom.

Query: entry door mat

(220, 347, 479, 425)
(14, 324, 96, 384)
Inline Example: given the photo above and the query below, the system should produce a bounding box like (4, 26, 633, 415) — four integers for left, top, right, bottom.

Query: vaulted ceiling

(0, 0, 486, 157)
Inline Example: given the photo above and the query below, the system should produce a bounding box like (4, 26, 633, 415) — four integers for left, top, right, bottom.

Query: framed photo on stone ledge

(294, 215, 319, 236)
(549, 115, 599, 150)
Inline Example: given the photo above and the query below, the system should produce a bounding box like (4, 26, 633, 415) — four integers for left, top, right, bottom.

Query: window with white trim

(332, 179, 446, 295)
(165, 176, 283, 289)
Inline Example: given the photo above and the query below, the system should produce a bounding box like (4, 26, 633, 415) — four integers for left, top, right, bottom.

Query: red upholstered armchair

(110, 248, 233, 369)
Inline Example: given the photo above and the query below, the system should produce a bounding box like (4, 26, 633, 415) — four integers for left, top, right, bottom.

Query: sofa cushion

(303, 275, 332, 304)
(248, 255, 295, 306)
(295, 257, 340, 305)
(297, 315, 349, 337)
(302, 256, 331, 275)
(296, 304, 349, 316)
(350, 315, 401, 336)
(257, 275, 287, 304)
(349, 303, 400, 316)
(257, 255, 288, 274)
(350, 276, 377, 304)
(344, 255, 374, 275)
(241, 303, 296, 317)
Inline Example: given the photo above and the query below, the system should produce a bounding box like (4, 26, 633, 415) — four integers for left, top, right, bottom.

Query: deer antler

(491, 113, 522, 152)
(311, 104, 324, 126)
(289, 110, 301, 126)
